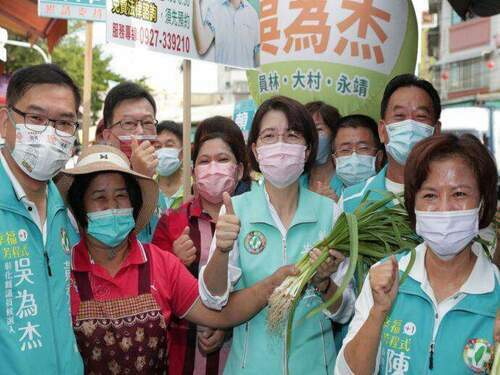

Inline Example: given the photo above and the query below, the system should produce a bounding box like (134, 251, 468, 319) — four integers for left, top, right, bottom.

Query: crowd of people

(0, 63, 498, 375)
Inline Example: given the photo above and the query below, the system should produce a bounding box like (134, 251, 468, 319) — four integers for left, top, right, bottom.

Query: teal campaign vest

(377, 253, 499, 375)
(299, 173, 345, 198)
(224, 181, 335, 375)
(342, 166, 389, 213)
(0, 162, 83, 374)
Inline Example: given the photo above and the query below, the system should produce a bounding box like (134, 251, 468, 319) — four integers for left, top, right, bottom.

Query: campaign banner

(233, 98, 257, 139)
(38, 0, 106, 22)
(106, 0, 260, 69)
(247, 0, 418, 120)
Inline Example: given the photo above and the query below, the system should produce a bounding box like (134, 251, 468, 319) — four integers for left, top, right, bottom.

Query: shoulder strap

(138, 243, 153, 294)
(73, 271, 94, 301)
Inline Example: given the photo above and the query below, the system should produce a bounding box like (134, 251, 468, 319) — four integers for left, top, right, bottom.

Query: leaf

(475, 345, 485, 364)
(399, 247, 416, 285)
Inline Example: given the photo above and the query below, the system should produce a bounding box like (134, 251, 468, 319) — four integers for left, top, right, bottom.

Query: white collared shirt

(0, 152, 48, 244)
(198, 183, 355, 323)
(334, 243, 499, 375)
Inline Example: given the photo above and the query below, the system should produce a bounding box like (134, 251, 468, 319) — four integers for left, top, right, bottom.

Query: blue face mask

(335, 153, 377, 187)
(385, 120, 435, 165)
(315, 134, 332, 165)
(155, 147, 181, 177)
(87, 208, 135, 248)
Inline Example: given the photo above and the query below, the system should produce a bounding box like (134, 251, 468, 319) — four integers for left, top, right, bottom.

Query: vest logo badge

(18, 229, 28, 242)
(244, 231, 266, 255)
(61, 228, 71, 255)
(403, 322, 416, 336)
(463, 338, 494, 373)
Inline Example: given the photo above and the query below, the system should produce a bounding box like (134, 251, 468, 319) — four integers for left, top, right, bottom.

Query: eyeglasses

(334, 144, 378, 157)
(9, 106, 79, 137)
(258, 129, 305, 145)
(111, 118, 158, 132)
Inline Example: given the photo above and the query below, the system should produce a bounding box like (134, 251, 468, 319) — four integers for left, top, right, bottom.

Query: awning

(0, 0, 67, 53)
(449, 0, 500, 19)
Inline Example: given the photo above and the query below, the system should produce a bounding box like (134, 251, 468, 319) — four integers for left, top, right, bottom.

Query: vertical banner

(233, 98, 256, 139)
(247, 0, 418, 120)
(38, 0, 106, 22)
(106, 0, 260, 69)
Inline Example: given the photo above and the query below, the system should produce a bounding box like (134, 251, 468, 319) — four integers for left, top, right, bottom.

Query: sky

(89, 0, 430, 95)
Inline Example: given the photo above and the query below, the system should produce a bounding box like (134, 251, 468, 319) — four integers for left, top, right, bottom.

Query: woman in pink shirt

(56, 145, 294, 375)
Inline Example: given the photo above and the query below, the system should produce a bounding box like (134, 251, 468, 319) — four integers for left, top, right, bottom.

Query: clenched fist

(130, 136, 158, 177)
(369, 256, 399, 314)
(173, 226, 197, 266)
(215, 192, 240, 253)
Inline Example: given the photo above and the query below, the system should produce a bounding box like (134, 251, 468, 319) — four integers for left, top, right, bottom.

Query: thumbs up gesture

(215, 192, 240, 253)
(172, 226, 197, 266)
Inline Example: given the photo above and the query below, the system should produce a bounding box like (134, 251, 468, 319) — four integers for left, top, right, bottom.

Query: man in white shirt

(193, 0, 260, 68)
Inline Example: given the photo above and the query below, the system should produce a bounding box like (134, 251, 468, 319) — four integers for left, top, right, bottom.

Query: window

(447, 58, 486, 92)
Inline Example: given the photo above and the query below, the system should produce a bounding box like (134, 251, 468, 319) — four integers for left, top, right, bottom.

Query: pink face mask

(256, 142, 306, 188)
(195, 161, 238, 204)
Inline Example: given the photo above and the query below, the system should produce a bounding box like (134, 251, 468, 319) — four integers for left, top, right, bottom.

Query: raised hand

(369, 256, 399, 314)
(172, 226, 197, 266)
(130, 136, 158, 177)
(215, 192, 240, 253)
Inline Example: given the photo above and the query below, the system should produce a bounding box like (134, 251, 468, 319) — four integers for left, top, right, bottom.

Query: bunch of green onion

(491, 343, 500, 375)
(267, 192, 420, 343)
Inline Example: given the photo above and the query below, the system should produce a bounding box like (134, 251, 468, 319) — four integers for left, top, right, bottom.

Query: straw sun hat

(56, 145, 158, 234)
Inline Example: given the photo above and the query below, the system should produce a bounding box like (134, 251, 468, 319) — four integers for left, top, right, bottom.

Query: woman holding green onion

(200, 96, 355, 374)
(336, 134, 499, 375)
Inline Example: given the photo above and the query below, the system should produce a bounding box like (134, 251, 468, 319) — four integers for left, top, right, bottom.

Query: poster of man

(193, 0, 260, 68)
(107, 0, 260, 69)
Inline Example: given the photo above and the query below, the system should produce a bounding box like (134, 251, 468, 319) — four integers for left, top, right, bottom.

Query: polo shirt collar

(189, 196, 205, 218)
(72, 233, 147, 273)
(399, 242, 496, 295)
(222, 0, 246, 8)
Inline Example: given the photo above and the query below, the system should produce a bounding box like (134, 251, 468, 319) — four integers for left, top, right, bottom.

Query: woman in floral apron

(56, 145, 295, 375)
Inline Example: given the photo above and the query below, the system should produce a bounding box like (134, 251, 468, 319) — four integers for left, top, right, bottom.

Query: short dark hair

(332, 114, 382, 151)
(405, 134, 497, 229)
(67, 172, 143, 229)
(305, 101, 341, 134)
(6, 64, 81, 112)
(157, 120, 182, 143)
(381, 74, 441, 122)
(247, 96, 318, 174)
(193, 116, 250, 183)
(103, 82, 156, 127)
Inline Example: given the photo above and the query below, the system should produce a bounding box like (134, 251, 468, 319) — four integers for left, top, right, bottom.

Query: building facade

(425, 0, 500, 102)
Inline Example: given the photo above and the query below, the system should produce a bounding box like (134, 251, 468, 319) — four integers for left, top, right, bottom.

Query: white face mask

(415, 207, 480, 261)
(11, 124, 75, 181)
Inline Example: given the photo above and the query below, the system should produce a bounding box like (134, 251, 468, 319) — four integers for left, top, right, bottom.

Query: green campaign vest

(224, 181, 336, 375)
(0, 162, 83, 374)
(378, 252, 499, 375)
